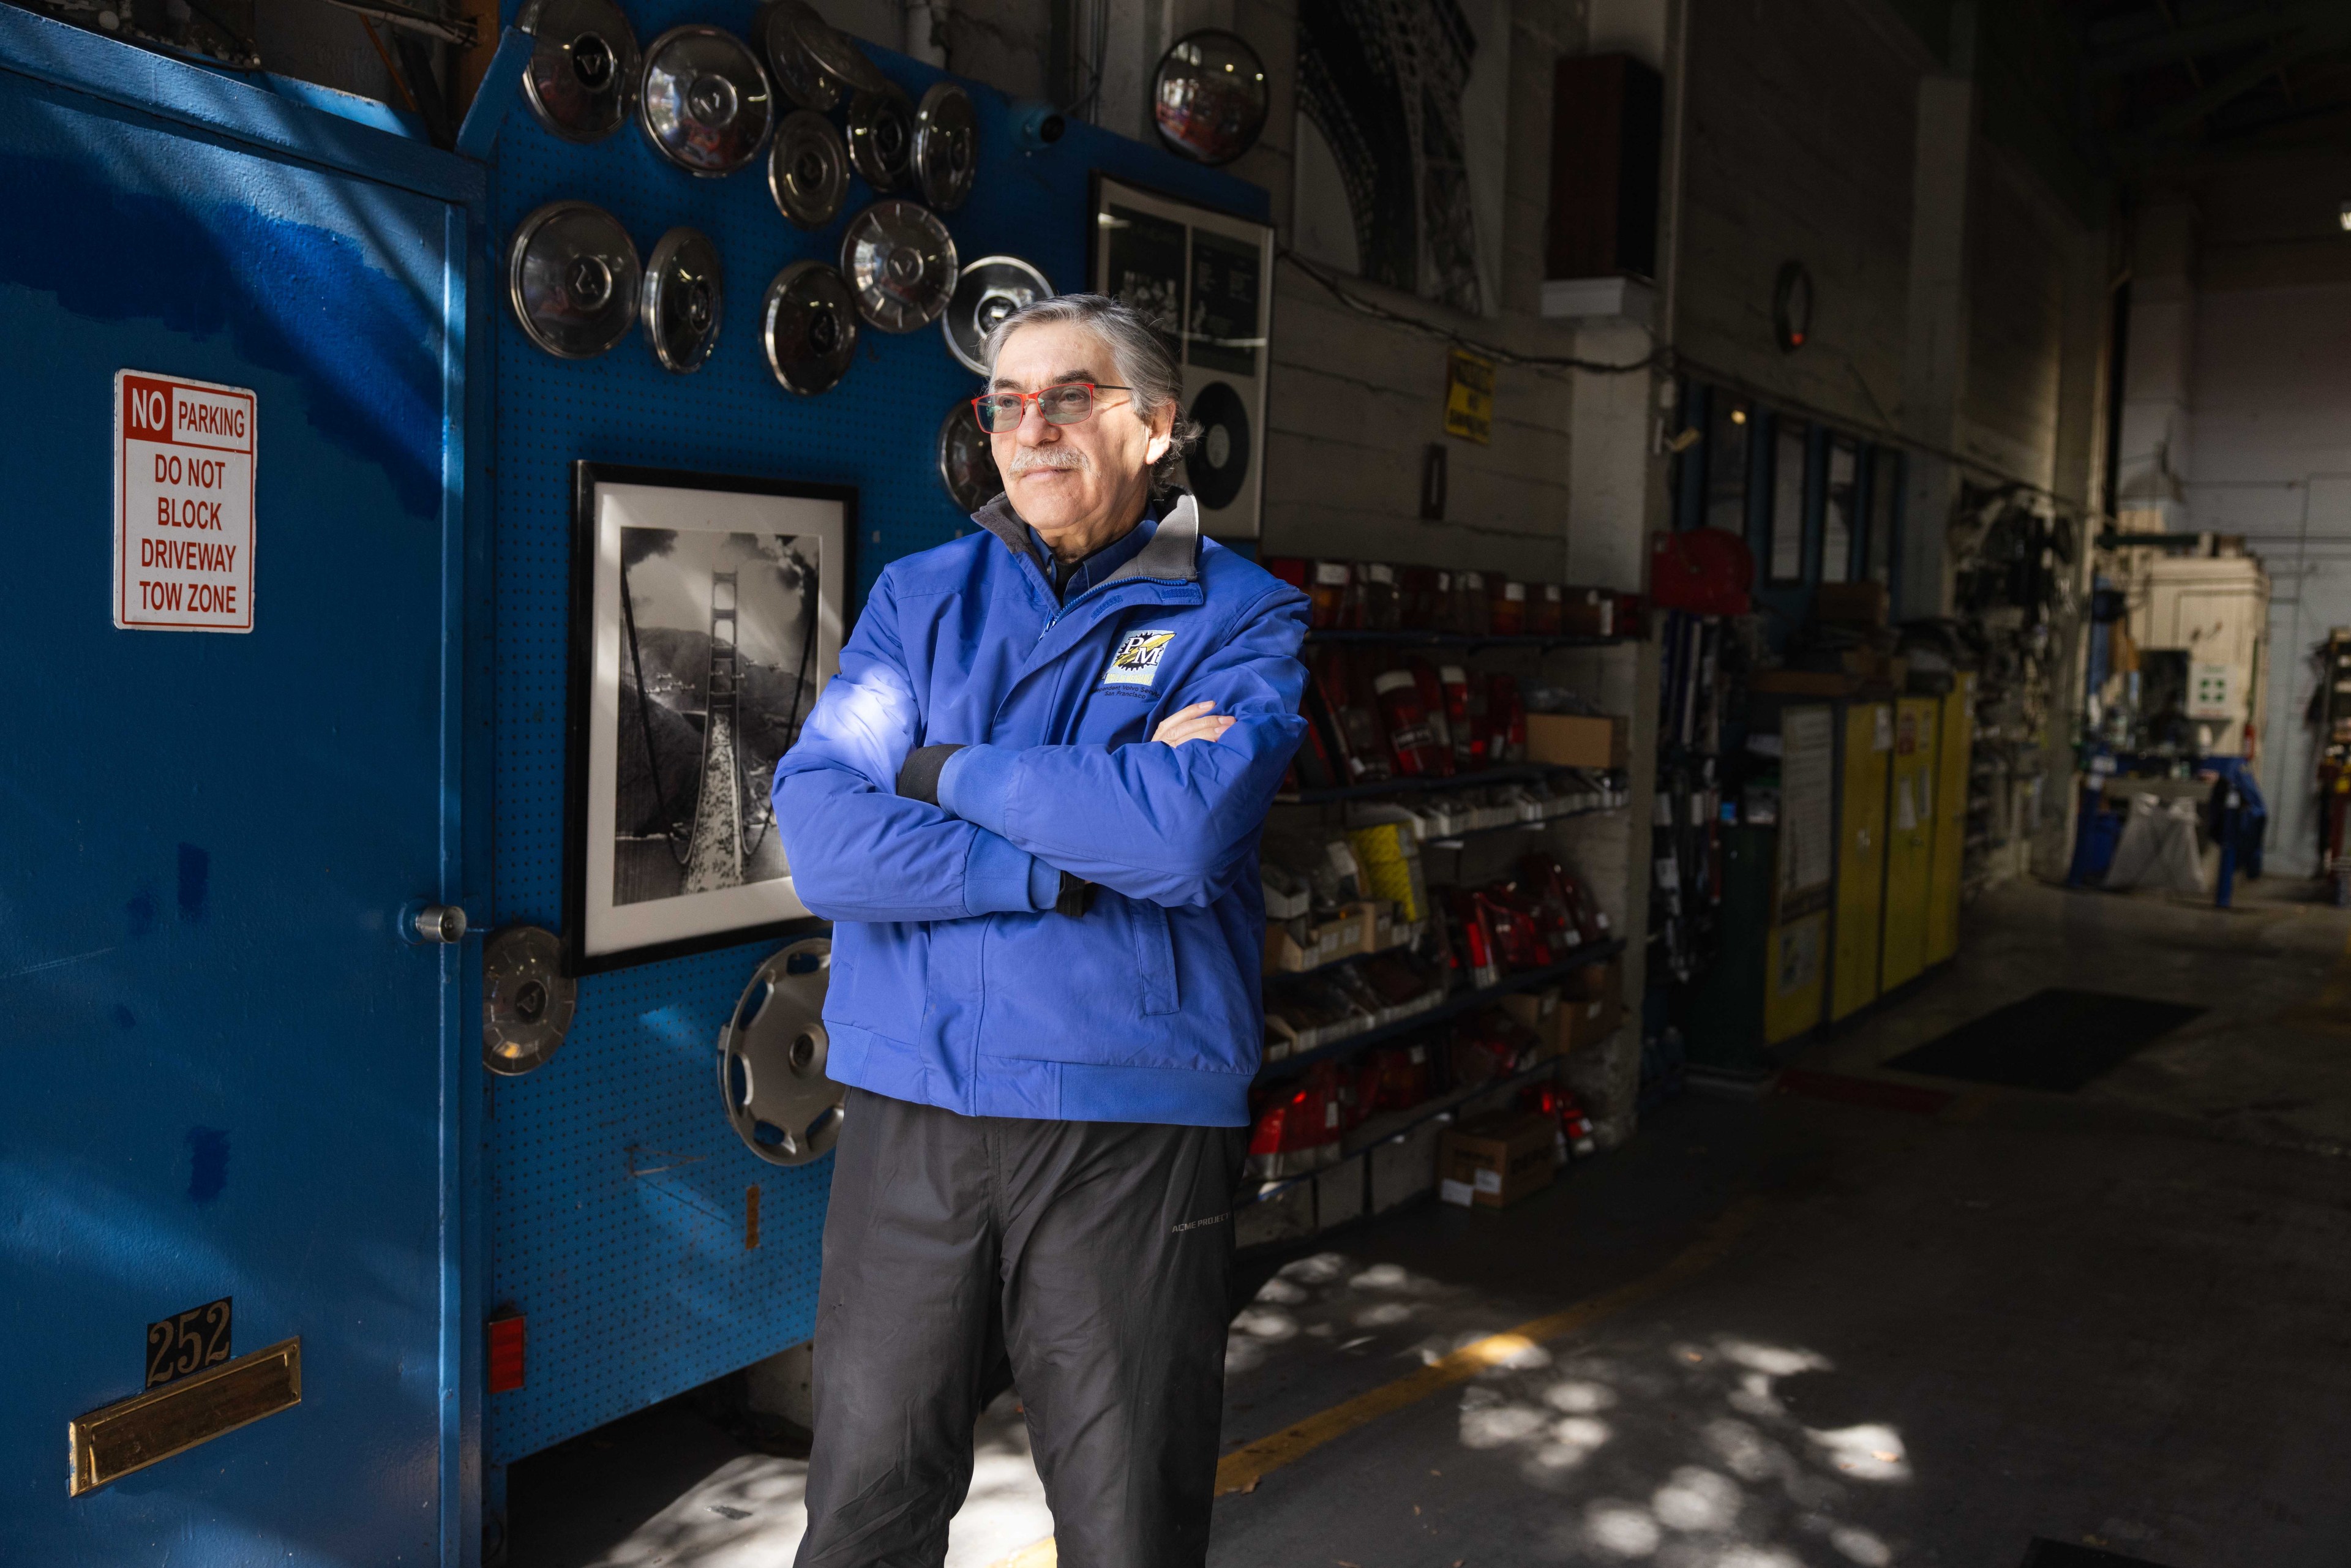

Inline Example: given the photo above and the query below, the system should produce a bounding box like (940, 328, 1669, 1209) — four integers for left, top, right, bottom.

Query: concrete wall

(1960, 145, 2071, 491)
(1674, 0, 1925, 435)
(2173, 149, 2351, 876)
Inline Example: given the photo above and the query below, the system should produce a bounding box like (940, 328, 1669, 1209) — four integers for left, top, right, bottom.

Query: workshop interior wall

(2179, 148, 2351, 875)
(1674, 0, 1925, 437)
(1959, 146, 2073, 493)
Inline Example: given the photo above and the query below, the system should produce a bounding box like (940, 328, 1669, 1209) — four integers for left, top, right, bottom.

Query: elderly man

(773, 293, 1309, 1567)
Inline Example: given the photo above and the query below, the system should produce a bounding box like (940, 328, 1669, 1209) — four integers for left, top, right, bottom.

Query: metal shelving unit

(1276, 763, 1608, 806)
(1303, 629, 1631, 651)
(1258, 939, 1625, 1079)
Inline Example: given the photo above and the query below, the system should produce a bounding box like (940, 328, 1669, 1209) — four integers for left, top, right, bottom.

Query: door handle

(400, 901, 469, 945)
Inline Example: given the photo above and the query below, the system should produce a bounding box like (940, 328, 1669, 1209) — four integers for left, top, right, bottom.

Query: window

(1769, 418, 1808, 581)
(1706, 395, 1752, 535)
(1821, 438, 1858, 583)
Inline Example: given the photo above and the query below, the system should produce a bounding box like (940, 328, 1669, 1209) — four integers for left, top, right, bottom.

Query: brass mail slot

(69, 1337, 301, 1496)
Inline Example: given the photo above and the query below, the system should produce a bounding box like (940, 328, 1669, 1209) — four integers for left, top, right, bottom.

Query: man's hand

(1152, 700, 1237, 748)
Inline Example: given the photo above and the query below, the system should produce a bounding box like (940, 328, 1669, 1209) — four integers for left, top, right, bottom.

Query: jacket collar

(973, 489, 1201, 587)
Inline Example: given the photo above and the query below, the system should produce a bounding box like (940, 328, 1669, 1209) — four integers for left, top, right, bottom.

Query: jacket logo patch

(1103, 629, 1176, 688)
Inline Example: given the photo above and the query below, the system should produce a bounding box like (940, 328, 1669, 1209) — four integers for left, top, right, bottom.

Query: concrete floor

(508, 877, 2351, 1568)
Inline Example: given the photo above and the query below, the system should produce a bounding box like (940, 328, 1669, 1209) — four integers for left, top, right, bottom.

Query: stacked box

(1314, 1162, 1367, 1231)
(1436, 1112, 1559, 1209)
(1367, 1118, 1449, 1213)
(1235, 1179, 1316, 1249)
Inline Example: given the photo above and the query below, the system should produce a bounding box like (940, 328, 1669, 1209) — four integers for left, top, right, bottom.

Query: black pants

(795, 1089, 1247, 1568)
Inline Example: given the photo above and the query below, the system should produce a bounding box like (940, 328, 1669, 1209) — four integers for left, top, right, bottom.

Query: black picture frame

(1086, 170, 1275, 539)
(562, 462, 857, 975)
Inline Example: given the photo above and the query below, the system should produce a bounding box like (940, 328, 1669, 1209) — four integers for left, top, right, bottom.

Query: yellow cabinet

(1878, 697, 1940, 992)
(1765, 910, 1828, 1044)
(1829, 702, 1891, 1022)
(1924, 673, 1974, 966)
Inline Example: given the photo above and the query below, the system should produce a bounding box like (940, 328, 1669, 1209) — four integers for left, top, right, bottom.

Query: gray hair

(981, 293, 1200, 492)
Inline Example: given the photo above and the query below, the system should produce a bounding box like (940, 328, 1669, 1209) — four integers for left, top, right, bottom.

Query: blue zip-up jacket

(771, 492, 1310, 1127)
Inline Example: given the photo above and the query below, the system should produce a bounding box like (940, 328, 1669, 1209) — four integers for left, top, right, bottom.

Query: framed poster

(564, 463, 853, 973)
(1087, 173, 1274, 539)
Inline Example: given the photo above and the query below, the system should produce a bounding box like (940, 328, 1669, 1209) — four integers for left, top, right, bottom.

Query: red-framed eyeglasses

(971, 382, 1132, 434)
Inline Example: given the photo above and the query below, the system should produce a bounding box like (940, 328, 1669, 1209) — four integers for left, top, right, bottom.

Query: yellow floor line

(1212, 1195, 1763, 1496)
(985, 1196, 1766, 1566)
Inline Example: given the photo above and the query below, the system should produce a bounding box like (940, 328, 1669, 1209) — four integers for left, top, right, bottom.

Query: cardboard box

(1815, 581, 1889, 626)
(1436, 1111, 1559, 1209)
(1264, 901, 1392, 973)
(1499, 987, 1567, 1059)
(1749, 670, 1861, 697)
(1367, 1117, 1448, 1213)
(1559, 958, 1624, 1051)
(1235, 1179, 1316, 1248)
(1525, 713, 1629, 770)
(1498, 958, 1622, 1057)
(1558, 587, 1614, 637)
(1314, 1161, 1367, 1230)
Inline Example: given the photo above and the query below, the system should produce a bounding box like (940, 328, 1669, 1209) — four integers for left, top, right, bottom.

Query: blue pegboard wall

(485, 1, 1270, 1465)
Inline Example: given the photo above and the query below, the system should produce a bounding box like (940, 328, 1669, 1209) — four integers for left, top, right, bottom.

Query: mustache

(1008, 446, 1088, 476)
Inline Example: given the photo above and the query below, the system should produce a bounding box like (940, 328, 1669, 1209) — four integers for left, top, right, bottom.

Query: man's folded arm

(771, 580, 1058, 922)
(936, 586, 1310, 907)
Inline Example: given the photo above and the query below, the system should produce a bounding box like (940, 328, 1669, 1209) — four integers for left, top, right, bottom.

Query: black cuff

(1054, 871, 1097, 917)
(896, 743, 964, 806)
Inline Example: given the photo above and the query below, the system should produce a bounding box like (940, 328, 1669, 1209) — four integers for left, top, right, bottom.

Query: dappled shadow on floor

(509, 1389, 1051, 1568)
(1224, 1252, 1911, 1566)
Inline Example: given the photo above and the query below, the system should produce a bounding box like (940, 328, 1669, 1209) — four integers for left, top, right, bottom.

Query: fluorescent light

(2341, 200, 2351, 231)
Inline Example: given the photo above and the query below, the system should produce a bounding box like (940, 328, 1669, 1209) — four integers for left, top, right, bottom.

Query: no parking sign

(114, 370, 255, 632)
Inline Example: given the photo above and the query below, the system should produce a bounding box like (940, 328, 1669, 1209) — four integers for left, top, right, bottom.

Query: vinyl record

(940, 254, 1051, 373)
(518, 0, 639, 143)
(483, 925, 575, 1077)
(913, 81, 978, 211)
(762, 260, 860, 395)
(642, 227, 723, 373)
(716, 938, 843, 1166)
(638, 24, 773, 176)
(846, 86, 918, 192)
(936, 399, 1003, 512)
(507, 200, 642, 360)
(1186, 380, 1251, 510)
(839, 200, 958, 334)
(757, 0, 886, 113)
(768, 109, 849, 229)
(1152, 29, 1269, 166)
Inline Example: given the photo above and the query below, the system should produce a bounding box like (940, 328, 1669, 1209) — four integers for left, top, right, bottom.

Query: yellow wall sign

(1444, 348, 1494, 445)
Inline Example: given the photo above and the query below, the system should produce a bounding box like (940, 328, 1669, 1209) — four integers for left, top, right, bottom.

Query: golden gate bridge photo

(613, 529, 822, 907)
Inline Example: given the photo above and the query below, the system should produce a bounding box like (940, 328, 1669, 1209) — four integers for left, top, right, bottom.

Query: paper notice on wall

(1895, 777, 1918, 831)
(1778, 706, 1835, 901)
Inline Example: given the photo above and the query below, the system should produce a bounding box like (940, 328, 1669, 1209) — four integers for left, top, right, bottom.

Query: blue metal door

(0, 29, 472, 1566)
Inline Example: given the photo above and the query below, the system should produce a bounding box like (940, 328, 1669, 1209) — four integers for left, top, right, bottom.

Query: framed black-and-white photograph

(564, 463, 854, 973)
(1088, 173, 1274, 539)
